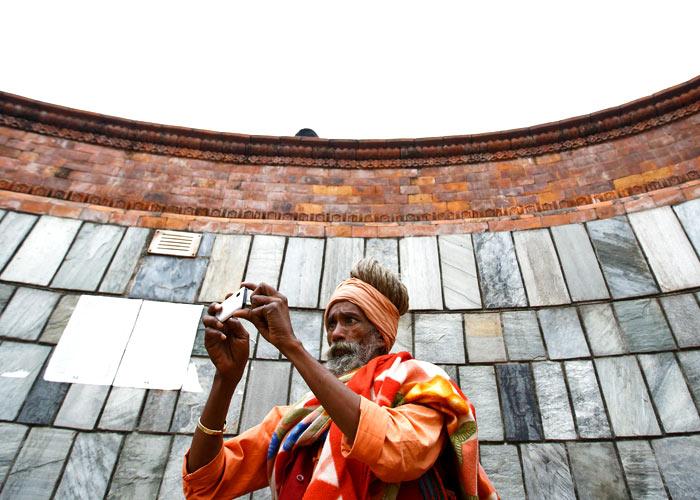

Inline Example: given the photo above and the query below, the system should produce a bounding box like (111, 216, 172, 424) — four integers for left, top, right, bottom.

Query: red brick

(622, 195, 656, 213)
(595, 202, 626, 219)
(681, 180, 700, 201)
(295, 223, 325, 237)
(350, 225, 379, 238)
(48, 203, 84, 219)
(325, 225, 352, 237)
(488, 216, 543, 232)
(540, 213, 578, 227)
(375, 225, 404, 238)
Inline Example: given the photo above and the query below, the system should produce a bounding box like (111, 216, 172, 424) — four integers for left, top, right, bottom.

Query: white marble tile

(244, 235, 286, 287)
(660, 294, 700, 348)
(158, 434, 191, 500)
(501, 310, 546, 361)
(617, 440, 666, 499)
(674, 198, 700, 254)
(45, 295, 143, 386)
(0, 212, 37, 272)
(438, 234, 481, 309)
(0, 287, 60, 340)
(638, 353, 700, 433)
(514, 229, 570, 306)
(0, 342, 51, 420)
(389, 314, 413, 355)
(98, 387, 147, 431)
(458, 365, 503, 441)
(652, 435, 700, 499)
(479, 445, 525, 499)
(567, 442, 628, 500)
(399, 237, 443, 310)
(629, 206, 700, 291)
(551, 223, 609, 301)
(107, 433, 171, 499)
(99, 226, 150, 293)
(538, 307, 590, 360)
(579, 303, 627, 356)
(198, 234, 252, 302)
(463, 313, 506, 362)
(521, 443, 576, 500)
(51, 222, 124, 291)
(365, 238, 399, 274)
(533, 362, 576, 439)
(40, 294, 80, 344)
(240, 360, 291, 431)
(1, 215, 82, 286)
(474, 231, 527, 308)
(54, 383, 110, 430)
(678, 350, 700, 406)
(0, 423, 28, 486)
(564, 360, 611, 438)
(319, 238, 365, 305)
(595, 356, 660, 436)
(113, 301, 202, 390)
(414, 313, 465, 364)
(279, 237, 325, 308)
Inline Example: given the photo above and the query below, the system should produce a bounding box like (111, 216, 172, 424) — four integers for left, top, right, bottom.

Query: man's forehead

(327, 300, 367, 318)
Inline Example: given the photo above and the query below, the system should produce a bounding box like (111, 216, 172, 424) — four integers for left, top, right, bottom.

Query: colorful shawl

(266, 352, 499, 499)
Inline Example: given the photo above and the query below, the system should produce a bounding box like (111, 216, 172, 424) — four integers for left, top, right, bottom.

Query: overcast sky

(2, 1, 699, 139)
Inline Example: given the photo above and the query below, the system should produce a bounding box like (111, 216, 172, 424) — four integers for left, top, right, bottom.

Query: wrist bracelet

(197, 417, 227, 436)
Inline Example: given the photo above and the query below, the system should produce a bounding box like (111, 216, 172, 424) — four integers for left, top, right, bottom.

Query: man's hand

(232, 282, 298, 355)
(203, 299, 250, 381)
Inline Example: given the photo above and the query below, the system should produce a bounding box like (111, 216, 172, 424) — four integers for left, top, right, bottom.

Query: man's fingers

(202, 314, 224, 330)
(207, 302, 222, 315)
(204, 327, 226, 344)
(249, 294, 280, 307)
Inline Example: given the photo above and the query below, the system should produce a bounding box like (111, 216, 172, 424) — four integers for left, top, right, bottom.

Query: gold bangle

(197, 417, 227, 436)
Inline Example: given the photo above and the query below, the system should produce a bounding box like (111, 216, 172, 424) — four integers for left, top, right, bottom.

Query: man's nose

(330, 324, 346, 343)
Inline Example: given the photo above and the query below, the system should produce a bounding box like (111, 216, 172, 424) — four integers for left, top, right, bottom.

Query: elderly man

(183, 258, 497, 499)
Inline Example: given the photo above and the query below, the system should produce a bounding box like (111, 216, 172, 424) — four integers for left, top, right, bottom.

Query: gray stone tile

(514, 228, 570, 306)
(595, 356, 660, 436)
(254, 328, 279, 359)
(158, 434, 191, 500)
(290, 310, 323, 359)
(171, 357, 248, 434)
(567, 442, 628, 500)
(130, 255, 208, 303)
(496, 364, 543, 441)
(197, 232, 215, 257)
(458, 366, 503, 441)
(54, 432, 122, 500)
(479, 444, 525, 499)
(51, 223, 124, 291)
(533, 362, 576, 440)
(652, 435, 700, 499)
(39, 294, 79, 344)
(414, 313, 465, 364)
(139, 390, 179, 433)
(678, 350, 700, 407)
(390, 314, 413, 355)
(240, 360, 290, 432)
(438, 234, 481, 309)
(192, 309, 208, 357)
(538, 307, 590, 359)
(617, 440, 666, 499)
(319, 237, 365, 305)
(629, 206, 700, 291)
(279, 237, 324, 308)
(17, 365, 69, 425)
(364, 238, 398, 274)
(551, 223, 609, 301)
(579, 303, 627, 356)
(521, 443, 575, 500)
(1, 215, 82, 286)
(288, 368, 310, 405)
(99, 387, 147, 431)
(0, 427, 75, 500)
(501, 310, 546, 361)
(660, 294, 700, 348)
(614, 299, 676, 353)
(99, 226, 149, 293)
(463, 313, 506, 363)
(0, 284, 14, 314)
(244, 235, 286, 287)
(439, 364, 458, 382)
(674, 198, 700, 255)
(0, 209, 4, 220)
(399, 237, 443, 310)
(0, 287, 60, 340)
(107, 433, 171, 500)
(252, 488, 272, 499)
(474, 231, 527, 308)
(0, 212, 37, 272)
(564, 360, 611, 438)
(638, 353, 700, 433)
(0, 342, 51, 420)
(587, 216, 659, 298)
(54, 383, 110, 430)
(198, 234, 252, 302)
(0, 423, 27, 486)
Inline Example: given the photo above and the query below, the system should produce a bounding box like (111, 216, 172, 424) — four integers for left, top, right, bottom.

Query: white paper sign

(112, 300, 202, 390)
(45, 295, 143, 385)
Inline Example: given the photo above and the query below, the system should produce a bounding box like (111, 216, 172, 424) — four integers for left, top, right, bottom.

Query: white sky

(2, 1, 699, 140)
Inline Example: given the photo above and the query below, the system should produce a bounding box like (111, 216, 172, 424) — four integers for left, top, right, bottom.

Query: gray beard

(325, 338, 386, 376)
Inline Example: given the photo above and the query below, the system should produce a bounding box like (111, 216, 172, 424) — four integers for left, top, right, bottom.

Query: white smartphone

(216, 287, 250, 322)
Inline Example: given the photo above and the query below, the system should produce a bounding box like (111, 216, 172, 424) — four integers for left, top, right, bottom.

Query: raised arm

(186, 301, 250, 473)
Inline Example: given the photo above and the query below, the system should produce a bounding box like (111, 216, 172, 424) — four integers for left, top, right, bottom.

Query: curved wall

(0, 79, 700, 499)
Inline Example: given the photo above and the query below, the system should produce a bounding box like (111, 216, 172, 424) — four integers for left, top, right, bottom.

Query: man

(183, 258, 498, 499)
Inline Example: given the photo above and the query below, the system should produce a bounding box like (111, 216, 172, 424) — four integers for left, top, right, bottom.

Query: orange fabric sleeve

(340, 397, 445, 483)
(182, 406, 288, 499)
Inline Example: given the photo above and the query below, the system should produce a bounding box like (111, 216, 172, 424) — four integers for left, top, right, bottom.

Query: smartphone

(216, 287, 250, 322)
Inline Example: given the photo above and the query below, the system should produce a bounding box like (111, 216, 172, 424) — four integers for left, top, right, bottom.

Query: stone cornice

(1, 75, 699, 168)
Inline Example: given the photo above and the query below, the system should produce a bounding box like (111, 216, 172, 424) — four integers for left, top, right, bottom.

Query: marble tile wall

(1, 201, 700, 498)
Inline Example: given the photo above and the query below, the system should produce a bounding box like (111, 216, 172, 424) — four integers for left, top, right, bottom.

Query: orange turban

(324, 277, 400, 350)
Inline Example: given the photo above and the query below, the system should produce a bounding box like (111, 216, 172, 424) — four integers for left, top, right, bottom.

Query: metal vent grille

(148, 230, 201, 257)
